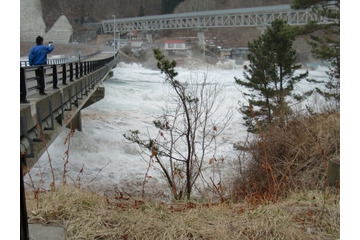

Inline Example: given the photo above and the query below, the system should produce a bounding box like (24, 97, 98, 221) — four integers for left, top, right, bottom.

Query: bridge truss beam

(101, 4, 330, 33)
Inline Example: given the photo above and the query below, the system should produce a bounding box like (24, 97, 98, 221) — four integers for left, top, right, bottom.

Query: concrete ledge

(35, 91, 63, 123)
(20, 105, 35, 137)
(29, 223, 66, 240)
(62, 84, 73, 104)
(83, 87, 105, 109)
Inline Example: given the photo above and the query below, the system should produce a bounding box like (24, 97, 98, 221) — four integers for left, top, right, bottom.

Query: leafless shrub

(232, 112, 340, 202)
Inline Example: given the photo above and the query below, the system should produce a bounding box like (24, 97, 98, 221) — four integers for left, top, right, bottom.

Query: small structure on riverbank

(163, 40, 187, 56)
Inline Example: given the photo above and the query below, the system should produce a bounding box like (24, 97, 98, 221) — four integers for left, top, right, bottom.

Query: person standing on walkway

(29, 36, 54, 95)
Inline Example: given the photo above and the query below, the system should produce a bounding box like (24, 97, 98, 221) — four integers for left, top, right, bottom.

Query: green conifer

(235, 19, 308, 132)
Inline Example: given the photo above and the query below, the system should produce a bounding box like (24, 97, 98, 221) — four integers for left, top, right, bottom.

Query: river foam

(24, 61, 329, 200)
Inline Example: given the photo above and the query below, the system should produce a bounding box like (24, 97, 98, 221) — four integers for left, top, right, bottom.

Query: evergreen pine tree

(235, 19, 308, 132)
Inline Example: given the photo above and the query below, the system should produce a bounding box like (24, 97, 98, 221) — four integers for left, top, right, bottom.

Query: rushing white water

(24, 60, 329, 200)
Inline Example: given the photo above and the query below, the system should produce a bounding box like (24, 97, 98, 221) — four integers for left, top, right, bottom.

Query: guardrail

(20, 57, 77, 67)
(20, 52, 118, 155)
(20, 53, 117, 103)
(20, 50, 103, 67)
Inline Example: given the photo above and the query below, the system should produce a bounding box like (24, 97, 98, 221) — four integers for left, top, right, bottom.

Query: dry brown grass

(233, 112, 340, 202)
(26, 185, 339, 239)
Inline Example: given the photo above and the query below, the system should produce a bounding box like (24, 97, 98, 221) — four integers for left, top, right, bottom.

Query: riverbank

(26, 185, 339, 239)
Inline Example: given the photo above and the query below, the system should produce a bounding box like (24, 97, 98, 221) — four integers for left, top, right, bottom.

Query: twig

(63, 124, 74, 184)
(87, 162, 110, 185)
(210, 177, 225, 203)
(35, 114, 56, 190)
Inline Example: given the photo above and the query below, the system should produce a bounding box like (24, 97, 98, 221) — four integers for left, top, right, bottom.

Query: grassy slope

(26, 185, 339, 239)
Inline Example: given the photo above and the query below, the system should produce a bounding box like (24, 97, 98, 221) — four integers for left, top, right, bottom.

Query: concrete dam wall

(20, 0, 73, 43)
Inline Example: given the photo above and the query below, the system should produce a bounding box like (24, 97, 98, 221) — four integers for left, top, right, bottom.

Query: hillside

(22, 0, 313, 61)
(39, 0, 293, 47)
(40, 0, 292, 30)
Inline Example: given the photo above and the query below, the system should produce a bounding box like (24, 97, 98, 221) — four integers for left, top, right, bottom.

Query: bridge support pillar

(70, 111, 82, 132)
(83, 87, 105, 109)
(197, 31, 205, 47)
(146, 33, 153, 43)
(67, 86, 105, 132)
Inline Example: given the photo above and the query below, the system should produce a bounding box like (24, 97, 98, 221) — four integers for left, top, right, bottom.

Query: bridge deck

(20, 52, 117, 167)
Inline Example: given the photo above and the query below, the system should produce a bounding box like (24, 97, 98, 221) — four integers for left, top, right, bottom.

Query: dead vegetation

(26, 185, 339, 239)
(232, 112, 340, 203)
(24, 111, 340, 239)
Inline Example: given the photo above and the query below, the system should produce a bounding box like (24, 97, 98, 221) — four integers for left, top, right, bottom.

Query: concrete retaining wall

(20, 0, 46, 42)
(44, 15, 73, 44)
(20, 0, 73, 43)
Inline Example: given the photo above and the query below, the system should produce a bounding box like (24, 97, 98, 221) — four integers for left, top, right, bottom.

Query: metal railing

(20, 52, 118, 159)
(20, 57, 77, 67)
(20, 50, 102, 67)
(20, 53, 117, 102)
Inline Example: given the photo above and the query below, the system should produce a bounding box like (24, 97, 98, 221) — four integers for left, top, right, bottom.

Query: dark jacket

(29, 44, 54, 66)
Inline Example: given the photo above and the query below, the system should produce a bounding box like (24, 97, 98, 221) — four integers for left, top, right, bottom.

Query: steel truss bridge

(101, 4, 330, 34)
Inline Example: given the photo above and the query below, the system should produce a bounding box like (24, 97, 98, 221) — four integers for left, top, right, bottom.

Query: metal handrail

(20, 57, 77, 67)
(20, 50, 102, 67)
(20, 53, 117, 102)
(20, 53, 118, 155)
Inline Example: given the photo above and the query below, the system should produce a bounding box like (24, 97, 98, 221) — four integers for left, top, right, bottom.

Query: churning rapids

(24, 60, 329, 200)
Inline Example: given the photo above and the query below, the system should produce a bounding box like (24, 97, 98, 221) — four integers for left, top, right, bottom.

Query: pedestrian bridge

(20, 51, 118, 168)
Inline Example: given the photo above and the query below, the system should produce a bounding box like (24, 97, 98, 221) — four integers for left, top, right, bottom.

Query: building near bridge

(231, 48, 249, 58)
(163, 40, 187, 56)
(131, 40, 144, 48)
(164, 40, 186, 50)
(220, 49, 232, 59)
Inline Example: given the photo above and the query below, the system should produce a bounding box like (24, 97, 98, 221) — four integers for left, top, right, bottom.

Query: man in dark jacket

(28, 36, 54, 95)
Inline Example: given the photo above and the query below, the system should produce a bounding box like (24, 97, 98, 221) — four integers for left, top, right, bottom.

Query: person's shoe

(21, 100, 30, 104)
(40, 92, 47, 95)
(53, 87, 59, 89)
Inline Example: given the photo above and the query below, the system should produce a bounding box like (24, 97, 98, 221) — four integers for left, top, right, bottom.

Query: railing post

(20, 68, 27, 103)
(75, 62, 79, 79)
(52, 65, 58, 89)
(69, 63, 74, 82)
(80, 62, 83, 77)
(62, 64, 67, 85)
(89, 62, 92, 73)
(35, 66, 45, 94)
(84, 62, 87, 75)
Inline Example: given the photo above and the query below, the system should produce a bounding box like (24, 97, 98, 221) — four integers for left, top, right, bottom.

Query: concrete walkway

(29, 224, 66, 240)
